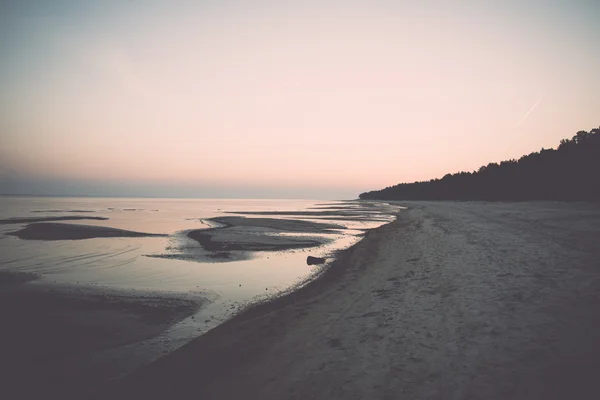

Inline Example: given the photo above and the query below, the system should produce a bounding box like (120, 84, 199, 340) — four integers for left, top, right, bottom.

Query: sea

(0, 196, 397, 364)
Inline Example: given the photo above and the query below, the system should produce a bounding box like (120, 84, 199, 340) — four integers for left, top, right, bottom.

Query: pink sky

(1, 1, 598, 198)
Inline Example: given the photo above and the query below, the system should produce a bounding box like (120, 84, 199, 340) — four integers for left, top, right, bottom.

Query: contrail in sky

(516, 96, 543, 127)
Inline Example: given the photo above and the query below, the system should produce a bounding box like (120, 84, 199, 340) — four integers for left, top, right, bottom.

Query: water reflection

(0, 197, 400, 378)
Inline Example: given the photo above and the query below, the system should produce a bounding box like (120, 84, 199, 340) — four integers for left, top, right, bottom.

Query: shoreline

(108, 201, 600, 399)
(0, 200, 397, 399)
(104, 210, 403, 398)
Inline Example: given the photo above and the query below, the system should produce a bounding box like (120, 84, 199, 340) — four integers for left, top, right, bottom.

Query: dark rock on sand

(307, 256, 326, 265)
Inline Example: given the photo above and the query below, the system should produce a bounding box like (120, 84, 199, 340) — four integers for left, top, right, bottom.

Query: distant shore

(108, 201, 600, 400)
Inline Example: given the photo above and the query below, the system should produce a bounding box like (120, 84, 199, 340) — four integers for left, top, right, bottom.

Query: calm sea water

(0, 197, 396, 346)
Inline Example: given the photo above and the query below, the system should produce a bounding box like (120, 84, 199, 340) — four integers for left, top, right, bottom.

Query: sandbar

(225, 209, 389, 218)
(210, 216, 344, 232)
(0, 215, 109, 224)
(8, 222, 166, 240)
(186, 216, 337, 253)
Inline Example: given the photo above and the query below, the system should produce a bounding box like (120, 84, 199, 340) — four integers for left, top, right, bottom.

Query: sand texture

(210, 216, 344, 232)
(109, 201, 600, 400)
(187, 216, 338, 253)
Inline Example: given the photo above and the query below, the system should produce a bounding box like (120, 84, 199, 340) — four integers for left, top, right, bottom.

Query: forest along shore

(109, 201, 600, 400)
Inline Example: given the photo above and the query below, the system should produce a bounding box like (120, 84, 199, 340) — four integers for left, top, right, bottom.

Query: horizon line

(0, 193, 358, 201)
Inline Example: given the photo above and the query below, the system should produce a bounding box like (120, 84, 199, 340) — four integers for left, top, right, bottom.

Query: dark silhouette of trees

(359, 127, 600, 201)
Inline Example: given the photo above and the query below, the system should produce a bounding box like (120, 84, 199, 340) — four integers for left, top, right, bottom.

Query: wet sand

(0, 272, 202, 399)
(187, 217, 341, 253)
(8, 222, 166, 240)
(221, 203, 397, 223)
(227, 210, 386, 217)
(210, 216, 344, 232)
(188, 229, 325, 252)
(109, 201, 600, 400)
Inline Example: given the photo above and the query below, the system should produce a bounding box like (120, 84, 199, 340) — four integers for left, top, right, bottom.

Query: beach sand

(107, 201, 600, 400)
(187, 216, 342, 253)
(0, 272, 202, 399)
(209, 216, 344, 232)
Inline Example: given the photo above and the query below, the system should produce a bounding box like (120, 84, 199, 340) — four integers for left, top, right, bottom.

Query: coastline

(105, 211, 403, 399)
(0, 199, 396, 399)
(108, 201, 600, 400)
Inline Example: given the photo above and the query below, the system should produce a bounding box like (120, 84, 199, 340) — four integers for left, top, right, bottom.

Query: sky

(1, 0, 599, 199)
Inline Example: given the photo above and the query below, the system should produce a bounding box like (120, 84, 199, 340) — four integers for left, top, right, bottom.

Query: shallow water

(0, 197, 398, 361)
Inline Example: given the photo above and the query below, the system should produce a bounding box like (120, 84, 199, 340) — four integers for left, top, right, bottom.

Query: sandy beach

(4, 1, 597, 398)
(107, 201, 600, 400)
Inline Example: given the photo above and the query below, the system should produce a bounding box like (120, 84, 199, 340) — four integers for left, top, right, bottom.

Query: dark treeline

(360, 127, 600, 201)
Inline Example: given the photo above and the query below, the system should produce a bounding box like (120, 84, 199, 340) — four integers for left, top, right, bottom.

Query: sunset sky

(1, 0, 598, 199)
